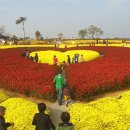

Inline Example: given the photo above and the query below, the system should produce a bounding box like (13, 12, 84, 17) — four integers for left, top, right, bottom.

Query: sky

(0, 0, 130, 39)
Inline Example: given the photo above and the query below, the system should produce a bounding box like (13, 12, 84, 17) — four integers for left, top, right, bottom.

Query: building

(0, 34, 9, 44)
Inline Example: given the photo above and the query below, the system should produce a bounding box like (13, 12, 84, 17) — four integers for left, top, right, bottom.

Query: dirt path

(0, 88, 130, 127)
(0, 88, 67, 126)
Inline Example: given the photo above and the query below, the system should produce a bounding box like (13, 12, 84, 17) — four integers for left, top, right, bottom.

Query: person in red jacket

(53, 55, 58, 65)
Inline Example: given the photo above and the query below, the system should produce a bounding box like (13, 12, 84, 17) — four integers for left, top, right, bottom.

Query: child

(56, 111, 74, 130)
(0, 106, 14, 130)
(63, 85, 74, 107)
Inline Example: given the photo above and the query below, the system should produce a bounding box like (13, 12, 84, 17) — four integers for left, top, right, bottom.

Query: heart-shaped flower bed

(30, 50, 100, 64)
(0, 47, 130, 101)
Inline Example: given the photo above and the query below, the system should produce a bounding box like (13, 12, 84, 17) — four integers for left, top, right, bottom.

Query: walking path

(1, 65, 130, 126)
(0, 87, 130, 127)
(0, 67, 130, 126)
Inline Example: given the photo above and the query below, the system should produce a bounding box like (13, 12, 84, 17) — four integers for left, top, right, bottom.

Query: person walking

(54, 71, 65, 106)
(32, 103, 55, 130)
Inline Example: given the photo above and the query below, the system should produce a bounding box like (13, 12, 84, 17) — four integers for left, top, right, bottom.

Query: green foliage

(43, 92, 56, 102)
(87, 25, 103, 38)
(78, 29, 87, 39)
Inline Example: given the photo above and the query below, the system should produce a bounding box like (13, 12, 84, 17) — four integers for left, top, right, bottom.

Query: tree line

(1, 16, 104, 40)
(78, 25, 103, 39)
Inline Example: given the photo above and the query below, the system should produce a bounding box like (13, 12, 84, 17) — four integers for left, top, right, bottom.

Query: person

(22, 48, 27, 57)
(103, 40, 106, 44)
(32, 103, 55, 130)
(106, 40, 108, 46)
(35, 53, 38, 62)
(72, 56, 75, 63)
(54, 43, 57, 48)
(124, 44, 128, 47)
(64, 45, 67, 48)
(67, 55, 71, 65)
(54, 71, 65, 106)
(56, 112, 74, 130)
(53, 55, 58, 65)
(60, 61, 67, 71)
(0, 106, 14, 130)
(26, 50, 30, 58)
(63, 85, 74, 107)
(74, 53, 79, 63)
(79, 54, 85, 62)
(30, 56, 34, 61)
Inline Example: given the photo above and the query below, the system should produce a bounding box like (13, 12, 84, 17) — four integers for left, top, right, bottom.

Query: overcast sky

(0, 0, 130, 38)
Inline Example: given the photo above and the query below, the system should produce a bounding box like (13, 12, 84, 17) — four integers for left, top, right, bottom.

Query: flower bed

(68, 91, 130, 130)
(0, 47, 130, 101)
(1, 91, 130, 129)
(0, 97, 49, 130)
(0, 48, 59, 101)
(30, 50, 100, 64)
(0, 91, 9, 103)
(65, 46, 130, 100)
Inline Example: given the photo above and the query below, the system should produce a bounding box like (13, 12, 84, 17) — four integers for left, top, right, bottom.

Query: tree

(35, 30, 41, 40)
(78, 29, 87, 39)
(57, 33, 63, 40)
(0, 26, 6, 35)
(95, 28, 103, 38)
(87, 25, 103, 39)
(16, 17, 27, 39)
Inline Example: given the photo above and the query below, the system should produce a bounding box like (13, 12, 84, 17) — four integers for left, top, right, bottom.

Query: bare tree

(16, 17, 27, 39)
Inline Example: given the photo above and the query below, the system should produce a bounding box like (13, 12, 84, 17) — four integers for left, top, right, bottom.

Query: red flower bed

(0, 47, 130, 101)
(65, 46, 130, 100)
(0, 48, 59, 101)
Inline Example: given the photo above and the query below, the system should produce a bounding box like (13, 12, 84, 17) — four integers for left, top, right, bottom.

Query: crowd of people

(3, 47, 89, 130)
(0, 103, 74, 130)
(22, 48, 39, 62)
(22, 48, 82, 107)
(22, 48, 85, 65)
(53, 53, 85, 66)
(53, 53, 85, 106)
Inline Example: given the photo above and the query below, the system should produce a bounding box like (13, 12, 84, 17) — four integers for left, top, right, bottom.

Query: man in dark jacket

(32, 103, 55, 130)
(0, 106, 14, 130)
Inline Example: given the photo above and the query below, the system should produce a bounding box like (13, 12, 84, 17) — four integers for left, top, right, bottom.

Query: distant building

(0, 34, 9, 44)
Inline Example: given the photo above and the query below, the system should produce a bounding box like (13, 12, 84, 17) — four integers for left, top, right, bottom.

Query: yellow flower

(0, 91, 9, 103)
(30, 50, 100, 65)
(0, 98, 49, 130)
(68, 91, 130, 130)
